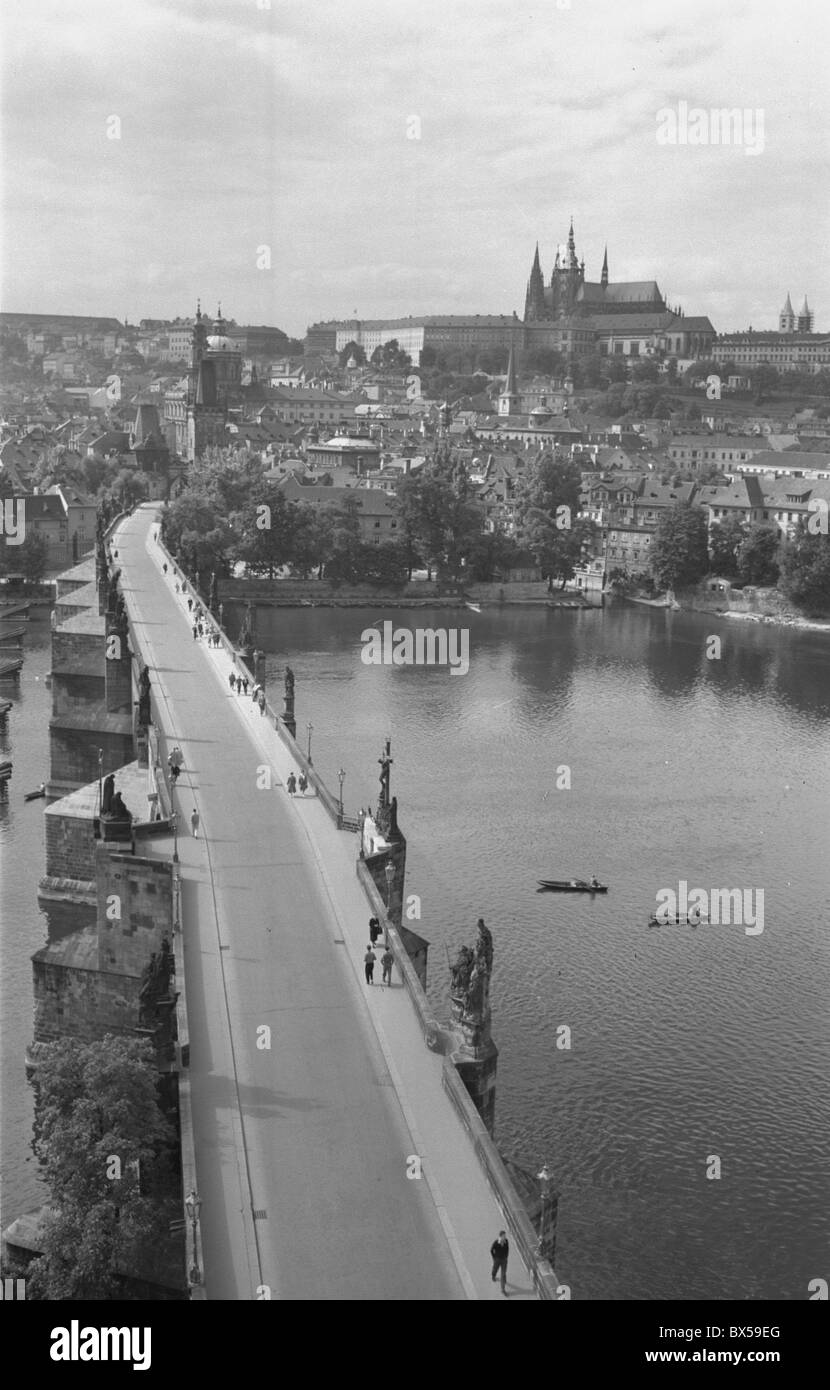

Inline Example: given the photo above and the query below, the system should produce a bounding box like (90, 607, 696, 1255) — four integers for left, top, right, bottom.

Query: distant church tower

(551, 219, 585, 319)
(524, 243, 547, 322)
(779, 293, 796, 333)
(797, 296, 814, 333)
(601, 245, 609, 289)
(185, 302, 241, 462)
(498, 339, 521, 416)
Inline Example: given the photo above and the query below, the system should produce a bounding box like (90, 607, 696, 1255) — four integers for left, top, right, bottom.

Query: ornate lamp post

(185, 1188, 202, 1286)
(170, 808, 179, 864)
(337, 767, 346, 826)
(384, 860, 395, 939)
(306, 722, 313, 767)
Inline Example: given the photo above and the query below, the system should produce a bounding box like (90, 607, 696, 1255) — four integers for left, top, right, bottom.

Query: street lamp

(337, 767, 346, 825)
(306, 722, 313, 766)
(185, 1189, 202, 1286)
(170, 809, 179, 864)
(384, 859, 395, 911)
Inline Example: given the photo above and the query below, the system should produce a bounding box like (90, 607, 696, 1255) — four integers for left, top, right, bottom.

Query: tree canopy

(26, 1036, 179, 1300)
(649, 503, 710, 590)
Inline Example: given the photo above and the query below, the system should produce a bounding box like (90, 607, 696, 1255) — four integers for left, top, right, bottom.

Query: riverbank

(218, 576, 596, 610)
(628, 584, 830, 633)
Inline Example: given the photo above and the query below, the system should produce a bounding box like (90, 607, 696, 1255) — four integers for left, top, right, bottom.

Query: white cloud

(0, 0, 827, 334)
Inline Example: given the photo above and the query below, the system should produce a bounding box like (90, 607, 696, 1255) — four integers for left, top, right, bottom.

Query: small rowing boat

(537, 879, 608, 893)
(648, 913, 709, 926)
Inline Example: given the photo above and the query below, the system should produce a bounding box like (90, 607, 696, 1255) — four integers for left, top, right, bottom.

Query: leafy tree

(738, 523, 780, 585)
(17, 530, 50, 583)
(473, 347, 509, 375)
(513, 453, 584, 583)
(338, 341, 366, 368)
(649, 504, 710, 590)
(289, 503, 330, 578)
(631, 359, 660, 384)
(369, 339, 411, 372)
(579, 352, 605, 388)
(603, 357, 628, 384)
(104, 467, 149, 510)
(1, 332, 27, 363)
(751, 364, 778, 405)
(524, 348, 564, 377)
(603, 381, 628, 417)
(26, 1036, 179, 1300)
(396, 457, 483, 581)
(464, 526, 522, 583)
(164, 487, 235, 577)
(234, 483, 296, 577)
(779, 525, 830, 614)
(708, 516, 747, 578)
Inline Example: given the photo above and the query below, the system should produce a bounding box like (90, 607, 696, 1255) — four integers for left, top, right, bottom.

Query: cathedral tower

(779, 293, 796, 334)
(524, 243, 547, 322)
(797, 296, 814, 333)
(551, 219, 585, 319)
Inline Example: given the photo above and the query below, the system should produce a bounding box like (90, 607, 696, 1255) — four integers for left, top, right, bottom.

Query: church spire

(498, 338, 521, 417)
(524, 242, 546, 322)
(601, 245, 609, 289)
(504, 339, 518, 397)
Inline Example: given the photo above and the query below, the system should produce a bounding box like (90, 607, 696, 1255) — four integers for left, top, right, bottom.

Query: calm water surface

(246, 600, 830, 1301)
(2, 602, 828, 1299)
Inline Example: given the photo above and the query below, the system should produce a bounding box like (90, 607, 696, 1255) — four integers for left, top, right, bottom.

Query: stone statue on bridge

(107, 568, 121, 614)
(138, 936, 174, 1028)
(450, 918, 494, 1033)
(137, 664, 151, 728)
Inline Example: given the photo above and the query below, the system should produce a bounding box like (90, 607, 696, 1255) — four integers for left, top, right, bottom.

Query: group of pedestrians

(364, 920, 394, 987)
(285, 770, 308, 796)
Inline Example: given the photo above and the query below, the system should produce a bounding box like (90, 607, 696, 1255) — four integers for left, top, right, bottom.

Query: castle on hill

(519, 220, 714, 361)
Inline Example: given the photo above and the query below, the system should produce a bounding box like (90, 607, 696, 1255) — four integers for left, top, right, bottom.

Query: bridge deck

(116, 506, 536, 1302)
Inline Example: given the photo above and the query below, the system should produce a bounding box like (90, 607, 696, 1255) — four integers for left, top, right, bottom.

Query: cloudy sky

(1, 0, 828, 336)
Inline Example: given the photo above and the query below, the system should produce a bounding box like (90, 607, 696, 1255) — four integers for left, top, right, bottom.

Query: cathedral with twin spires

(524, 219, 668, 322)
(520, 219, 714, 361)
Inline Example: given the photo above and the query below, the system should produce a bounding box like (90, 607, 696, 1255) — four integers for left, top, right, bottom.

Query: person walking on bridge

(191, 808, 200, 838)
(490, 1231, 509, 1295)
(381, 946, 394, 987)
(364, 946, 376, 985)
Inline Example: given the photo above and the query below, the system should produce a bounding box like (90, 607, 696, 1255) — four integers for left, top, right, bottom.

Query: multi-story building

(306, 436, 381, 474)
(306, 316, 520, 367)
(667, 434, 771, 471)
(0, 489, 96, 570)
(712, 331, 830, 375)
(269, 387, 359, 428)
(309, 219, 714, 367)
(698, 475, 830, 538)
(731, 450, 830, 481)
(279, 476, 399, 543)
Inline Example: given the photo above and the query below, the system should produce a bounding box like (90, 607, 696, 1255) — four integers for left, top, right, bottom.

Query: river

(2, 601, 828, 1299)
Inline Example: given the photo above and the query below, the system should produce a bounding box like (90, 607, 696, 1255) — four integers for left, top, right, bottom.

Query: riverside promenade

(113, 505, 538, 1301)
